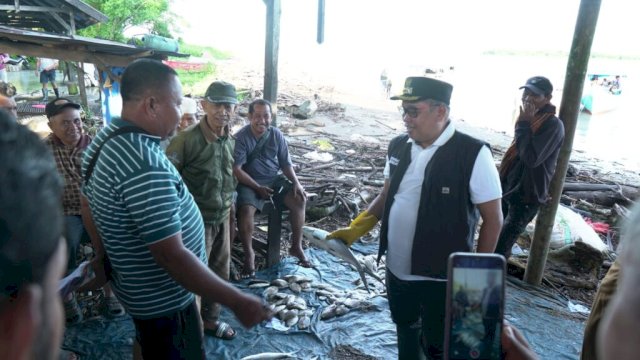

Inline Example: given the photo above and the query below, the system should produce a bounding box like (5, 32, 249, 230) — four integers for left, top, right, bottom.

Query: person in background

(36, 57, 60, 101)
(81, 59, 270, 359)
(0, 53, 9, 83)
(166, 81, 238, 340)
(328, 77, 503, 359)
(233, 99, 312, 278)
(494, 76, 564, 259)
(44, 98, 124, 323)
(0, 94, 17, 118)
(179, 96, 199, 131)
(580, 259, 620, 360)
(598, 202, 640, 360)
(0, 110, 67, 360)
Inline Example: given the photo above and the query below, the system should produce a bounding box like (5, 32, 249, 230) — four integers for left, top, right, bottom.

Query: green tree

(79, 0, 175, 42)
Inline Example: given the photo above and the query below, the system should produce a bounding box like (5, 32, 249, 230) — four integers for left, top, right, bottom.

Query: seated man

(0, 111, 68, 360)
(233, 99, 311, 277)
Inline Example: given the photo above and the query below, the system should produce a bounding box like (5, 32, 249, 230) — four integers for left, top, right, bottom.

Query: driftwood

(563, 190, 631, 207)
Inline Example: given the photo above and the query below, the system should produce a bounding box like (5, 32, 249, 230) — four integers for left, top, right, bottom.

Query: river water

(337, 54, 640, 172)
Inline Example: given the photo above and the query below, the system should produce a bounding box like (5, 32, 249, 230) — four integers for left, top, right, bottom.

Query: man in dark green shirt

(166, 81, 238, 340)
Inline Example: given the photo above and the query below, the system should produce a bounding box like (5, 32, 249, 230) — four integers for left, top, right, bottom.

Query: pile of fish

(248, 272, 383, 329)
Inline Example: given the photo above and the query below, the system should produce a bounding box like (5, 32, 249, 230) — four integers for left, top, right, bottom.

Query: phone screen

(445, 253, 505, 360)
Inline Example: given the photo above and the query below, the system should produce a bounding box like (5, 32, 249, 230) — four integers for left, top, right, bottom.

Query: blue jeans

(64, 215, 86, 273)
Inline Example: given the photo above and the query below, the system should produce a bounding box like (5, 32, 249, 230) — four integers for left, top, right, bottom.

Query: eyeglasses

(401, 106, 421, 118)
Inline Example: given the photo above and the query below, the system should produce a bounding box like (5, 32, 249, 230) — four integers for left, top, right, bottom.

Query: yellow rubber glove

(327, 210, 378, 246)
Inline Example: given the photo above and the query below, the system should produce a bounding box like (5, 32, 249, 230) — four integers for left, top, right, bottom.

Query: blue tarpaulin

(63, 242, 587, 359)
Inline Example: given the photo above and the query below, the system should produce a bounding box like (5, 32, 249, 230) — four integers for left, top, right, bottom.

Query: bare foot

(242, 249, 255, 278)
(289, 247, 313, 268)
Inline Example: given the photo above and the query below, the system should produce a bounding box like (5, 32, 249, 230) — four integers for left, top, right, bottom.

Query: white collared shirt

(383, 122, 502, 281)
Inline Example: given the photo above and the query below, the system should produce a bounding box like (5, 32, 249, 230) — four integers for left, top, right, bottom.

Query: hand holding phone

(444, 253, 506, 360)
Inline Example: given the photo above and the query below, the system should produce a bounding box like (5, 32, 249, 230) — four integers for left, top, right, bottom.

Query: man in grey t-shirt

(233, 99, 311, 278)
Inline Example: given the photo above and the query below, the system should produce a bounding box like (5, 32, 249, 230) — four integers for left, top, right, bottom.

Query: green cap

(390, 77, 453, 105)
(204, 81, 238, 104)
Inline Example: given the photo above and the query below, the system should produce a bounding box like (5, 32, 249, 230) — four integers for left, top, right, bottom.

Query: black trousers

(133, 300, 205, 360)
(494, 196, 540, 258)
(387, 270, 447, 360)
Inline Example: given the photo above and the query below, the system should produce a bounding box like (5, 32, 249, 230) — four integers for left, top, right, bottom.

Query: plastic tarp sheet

(62, 242, 587, 359)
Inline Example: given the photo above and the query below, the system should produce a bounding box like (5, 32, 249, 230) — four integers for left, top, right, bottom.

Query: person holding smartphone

(328, 76, 503, 359)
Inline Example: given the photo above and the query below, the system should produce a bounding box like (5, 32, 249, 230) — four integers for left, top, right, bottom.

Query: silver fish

(320, 304, 337, 320)
(239, 351, 299, 360)
(271, 279, 288, 288)
(335, 304, 349, 316)
(248, 282, 271, 288)
(285, 315, 299, 327)
(302, 226, 369, 291)
(263, 286, 279, 298)
(303, 226, 384, 291)
(289, 282, 302, 293)
(297, 315, 311, 329)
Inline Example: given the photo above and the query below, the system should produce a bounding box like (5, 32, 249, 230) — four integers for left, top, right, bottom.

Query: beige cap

(181, 97, 197, 114)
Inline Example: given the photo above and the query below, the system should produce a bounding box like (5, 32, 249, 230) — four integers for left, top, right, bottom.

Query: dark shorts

(40, 69, 56, 84)
(132, 300, 204, 360)
(236, 174, 292, 212)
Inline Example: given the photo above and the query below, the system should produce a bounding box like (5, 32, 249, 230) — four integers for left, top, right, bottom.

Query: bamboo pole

(524, 0, 602, 285)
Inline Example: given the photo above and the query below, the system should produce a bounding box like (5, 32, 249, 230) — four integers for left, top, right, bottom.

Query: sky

(171, 0, 638, 62)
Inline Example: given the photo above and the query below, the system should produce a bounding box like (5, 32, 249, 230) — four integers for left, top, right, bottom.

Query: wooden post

(524, 0, 602, 285)
(75, 63, 89, 111)
(264, 0, 281, 126)
(317, 0, 325, 44)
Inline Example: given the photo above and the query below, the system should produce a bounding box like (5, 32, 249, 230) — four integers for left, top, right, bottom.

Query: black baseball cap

(519, 76, 553, 96)
(390, 77, 453, 105)
(45, 98, 81, 118)
(204, 81, 238, 104)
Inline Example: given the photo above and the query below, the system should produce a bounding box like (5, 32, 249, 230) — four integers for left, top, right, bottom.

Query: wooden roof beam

(0, 38, 153, 66)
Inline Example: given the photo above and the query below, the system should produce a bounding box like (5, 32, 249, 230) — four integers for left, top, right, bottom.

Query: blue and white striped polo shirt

(82, 117, 206, 319)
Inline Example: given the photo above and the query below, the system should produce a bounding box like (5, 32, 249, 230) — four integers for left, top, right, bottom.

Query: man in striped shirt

(80, 59, 271, 360)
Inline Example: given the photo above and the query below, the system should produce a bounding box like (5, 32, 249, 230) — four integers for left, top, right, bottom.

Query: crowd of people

(0, 57, 636, 360)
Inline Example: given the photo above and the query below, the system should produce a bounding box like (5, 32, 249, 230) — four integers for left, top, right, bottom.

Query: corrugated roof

(0, 0, 107, 33)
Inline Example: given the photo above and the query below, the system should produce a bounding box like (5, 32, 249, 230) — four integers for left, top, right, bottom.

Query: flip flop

(64, 294, 83, 325)
(297, 259, 315, 268)
(102, 295, 125, 318)
(204, 321, 236, 340)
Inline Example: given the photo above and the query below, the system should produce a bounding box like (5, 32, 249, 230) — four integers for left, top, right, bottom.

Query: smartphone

(444, 253, 506, 360)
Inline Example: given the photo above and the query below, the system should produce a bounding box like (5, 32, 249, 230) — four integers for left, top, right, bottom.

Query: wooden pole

(317, 0, 325, 44)
(75, 62, 89, 112)
(264, 0, 281, 126)
(524, 0, 602, 285)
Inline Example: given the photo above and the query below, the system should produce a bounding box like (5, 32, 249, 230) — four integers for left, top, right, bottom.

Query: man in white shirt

(329, 76, 503, 359)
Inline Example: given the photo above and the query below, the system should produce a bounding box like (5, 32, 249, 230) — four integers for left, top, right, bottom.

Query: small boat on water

(580, 74, 624, 114)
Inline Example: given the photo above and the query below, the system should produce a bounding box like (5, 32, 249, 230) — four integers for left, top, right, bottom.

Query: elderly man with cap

(328, 77, 503, 359)
(166, 81, 239, 340)
(43, 98, 124, 323)
(494, 76, 564, 259)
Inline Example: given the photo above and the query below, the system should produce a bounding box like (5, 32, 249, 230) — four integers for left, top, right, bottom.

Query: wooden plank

(524, 0, 602, 285)
(263, 0, 281, 125)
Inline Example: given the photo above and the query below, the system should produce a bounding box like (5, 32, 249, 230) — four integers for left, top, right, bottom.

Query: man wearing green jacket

(166, 81, 238, 340)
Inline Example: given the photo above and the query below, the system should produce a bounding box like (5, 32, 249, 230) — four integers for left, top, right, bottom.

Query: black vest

(378, 130, 487, 279)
